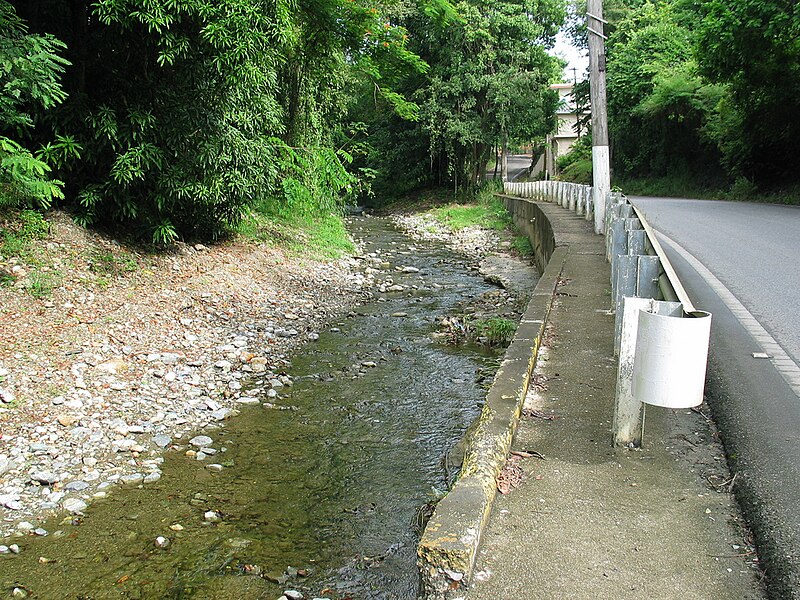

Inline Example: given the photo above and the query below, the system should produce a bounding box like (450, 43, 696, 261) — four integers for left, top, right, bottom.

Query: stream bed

(0, 218, 511, 600)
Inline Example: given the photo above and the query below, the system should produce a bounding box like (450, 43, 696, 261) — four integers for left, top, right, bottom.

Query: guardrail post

(613, 298, 684, 447)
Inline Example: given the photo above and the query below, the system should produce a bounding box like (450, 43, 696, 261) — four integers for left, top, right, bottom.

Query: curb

(417, 237, 567, 598)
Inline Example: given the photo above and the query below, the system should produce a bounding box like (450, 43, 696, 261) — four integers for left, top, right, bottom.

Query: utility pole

(587, 0, 610, 234)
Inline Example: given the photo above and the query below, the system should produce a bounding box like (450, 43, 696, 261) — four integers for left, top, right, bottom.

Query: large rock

(479, 254, 539, 297)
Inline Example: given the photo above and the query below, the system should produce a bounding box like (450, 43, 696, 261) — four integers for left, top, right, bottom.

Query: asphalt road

(487, 154, 532, 182)
(631, 196, 800, 599)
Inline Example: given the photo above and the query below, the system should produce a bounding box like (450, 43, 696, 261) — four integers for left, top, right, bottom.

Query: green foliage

(604, 1, 727, 183)
(0, 208, 49, 258)
(0, 1, 71, 208)
(27, 269, 61, 298)
(352, 0, 565, 200)
(555, 134, 592, 183)
(681, 0, 800, 184)
(511, 235, 533, 257)
(9, 0, 429, 242)
(477, 316, 517, 346)
(418, 0, 565, 192)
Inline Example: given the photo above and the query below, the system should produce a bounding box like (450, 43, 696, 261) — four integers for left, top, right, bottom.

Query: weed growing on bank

(236, 199, 355, 260)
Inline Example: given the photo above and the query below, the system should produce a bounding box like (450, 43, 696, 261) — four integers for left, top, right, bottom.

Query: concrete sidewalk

(465, 206, 764, 599)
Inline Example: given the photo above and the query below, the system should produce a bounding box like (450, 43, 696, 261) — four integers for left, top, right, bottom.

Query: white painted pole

(588, 0, 610, 235)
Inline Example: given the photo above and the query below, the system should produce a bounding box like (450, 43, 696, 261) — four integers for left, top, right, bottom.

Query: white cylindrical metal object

(632, 310, 712, 408)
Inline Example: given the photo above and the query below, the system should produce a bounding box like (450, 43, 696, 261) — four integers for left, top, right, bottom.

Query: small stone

(401, 266, 420, 273)
(63, 498, 88, 513)
(65, 481, 90, 492)
(112, 439, 138, 453)
(143, 471, 162, 484)
(391, 312, 408, 318)
(96, 359, 128, 374)
(0, 388, 16, 404)
(30, 471, 59, 485)
(204, 510, 221, 523)
(210, 408, 232, 421)
(33, 528, 48, 536)
(9, 544, 20, 554)
(308, 333, 320, 341)
(119, 473, 145, 486)
(283, 591, 304, 600)
(155, 536, 170, 549)
(189, 435, 213, 447)
(57, 415, 80, 427)
(152, 434, 172, 448)
(12, 588, 28, 599)
(160, 353, 180, 364)
(236, 396, 259, 405)
(0, 546, 8, 554)
(169, 524, 184, 531)
(361, 361, 377, 368)
(206, 463, 223, 472)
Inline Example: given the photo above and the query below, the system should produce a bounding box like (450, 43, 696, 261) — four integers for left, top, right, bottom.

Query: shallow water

(0, 218, 502, 600)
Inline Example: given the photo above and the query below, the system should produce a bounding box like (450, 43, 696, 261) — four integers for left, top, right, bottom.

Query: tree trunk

(501, 132, 509, 181)
(72, 0, 88, 95)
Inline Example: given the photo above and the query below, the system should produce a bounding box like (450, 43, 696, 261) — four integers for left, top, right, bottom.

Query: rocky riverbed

(0, 209, 536, 548)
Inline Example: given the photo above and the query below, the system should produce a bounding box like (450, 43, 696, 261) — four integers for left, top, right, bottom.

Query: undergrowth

(0, 209, 49, 259)
(236, 199, 355, 260)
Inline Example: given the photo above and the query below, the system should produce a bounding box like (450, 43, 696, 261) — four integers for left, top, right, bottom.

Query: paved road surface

(631, 196, 800, 599)
(487, 154, 532, 182)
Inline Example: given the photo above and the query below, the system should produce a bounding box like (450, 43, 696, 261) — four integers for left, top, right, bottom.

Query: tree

(418, 0, 565, 193)
(682, 0, 800, 184)
(605, 1, 725, 181)
(0, 1, 74, 208)
(10, 0, 428, 241)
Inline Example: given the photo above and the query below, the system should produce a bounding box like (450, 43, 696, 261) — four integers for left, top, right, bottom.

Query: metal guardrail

(503, 181, 711, 448)
(502, 181, 689, 322)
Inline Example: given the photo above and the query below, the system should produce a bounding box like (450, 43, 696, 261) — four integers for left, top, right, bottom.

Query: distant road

(487, 155, 531, 182)
(631, 196, 800, 598)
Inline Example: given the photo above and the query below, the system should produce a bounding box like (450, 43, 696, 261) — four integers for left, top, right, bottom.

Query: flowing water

(0, 218, 506, 600)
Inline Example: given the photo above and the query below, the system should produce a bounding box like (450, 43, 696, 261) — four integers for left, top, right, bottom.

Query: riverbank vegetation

(0, 0, 567, 251)
(558, 0, 800, 204)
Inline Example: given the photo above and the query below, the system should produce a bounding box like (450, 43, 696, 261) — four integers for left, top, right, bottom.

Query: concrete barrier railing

(418, 182, 712, 598)
(503, 181, 711, 447)
(503, 180, 594, 220)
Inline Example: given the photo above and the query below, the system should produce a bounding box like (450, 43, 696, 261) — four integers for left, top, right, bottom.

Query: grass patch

(512, 235, 534, 257)
(1, 209, 49, 259)
(616, 175, 800, 205)
(615, 175, 721, 199)
(28, 270, 62, 298)
(477, 317, 517, 346)
(425, 181, 512, 231)
(88, 249, 138, 275)
(237, 202, 355, 260)
(429, 201, 510, 231)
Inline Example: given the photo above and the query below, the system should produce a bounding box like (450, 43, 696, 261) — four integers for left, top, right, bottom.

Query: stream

(0, 218, 511, 600)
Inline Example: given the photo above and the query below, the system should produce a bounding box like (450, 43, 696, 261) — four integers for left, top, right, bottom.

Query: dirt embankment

(0, 208, 535, 542)
(0, 211, 374, 538)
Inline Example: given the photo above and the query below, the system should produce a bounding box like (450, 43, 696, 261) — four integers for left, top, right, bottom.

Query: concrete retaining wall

(416, 196, 566, 598)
